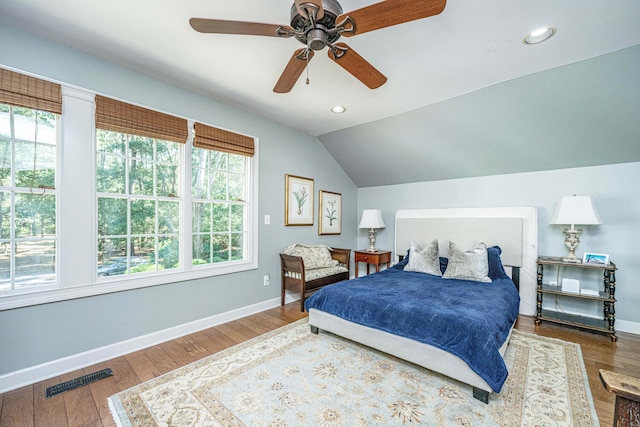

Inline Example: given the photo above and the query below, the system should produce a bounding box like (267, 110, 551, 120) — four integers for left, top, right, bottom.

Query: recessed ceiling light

(331, 105, 346, 114)
(523, 26, 556, 45)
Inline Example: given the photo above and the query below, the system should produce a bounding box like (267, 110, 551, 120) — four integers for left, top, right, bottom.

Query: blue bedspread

(304, 268, 520, 392)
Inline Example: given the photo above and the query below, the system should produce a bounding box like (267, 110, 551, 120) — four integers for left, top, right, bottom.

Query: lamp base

(367, 228, 377, 252)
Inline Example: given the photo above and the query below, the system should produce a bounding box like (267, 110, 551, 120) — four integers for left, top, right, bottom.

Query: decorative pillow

(442, 241, 491, 283)
(392, 249, 410, 270)
(405, 240, 442, 276)
(282, 244, 338, 269)
(487, 245, 510, 279)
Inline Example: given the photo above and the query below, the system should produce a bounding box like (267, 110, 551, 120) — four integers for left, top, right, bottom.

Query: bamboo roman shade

(0, 68, 62, 114)
(194, 122, 255, 157)
(95, 95, 188, 144)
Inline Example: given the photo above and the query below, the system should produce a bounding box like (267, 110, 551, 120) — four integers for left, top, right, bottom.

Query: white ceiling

(1, 0, 640, 137)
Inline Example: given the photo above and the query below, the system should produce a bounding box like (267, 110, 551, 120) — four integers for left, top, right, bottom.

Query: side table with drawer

(354, 250, 391, 277)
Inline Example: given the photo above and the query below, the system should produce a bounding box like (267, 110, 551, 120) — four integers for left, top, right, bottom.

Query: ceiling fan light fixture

(331, 105, 346, 114)
(523, 26, 556, 45)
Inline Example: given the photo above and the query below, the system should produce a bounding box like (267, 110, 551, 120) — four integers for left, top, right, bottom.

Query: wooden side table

(354, 250, 391, 277)
(599, 369, 640, 426)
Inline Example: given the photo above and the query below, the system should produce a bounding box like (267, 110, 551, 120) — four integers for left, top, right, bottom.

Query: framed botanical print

(285, 174, 314, 226)
(318, 190, 342, 235)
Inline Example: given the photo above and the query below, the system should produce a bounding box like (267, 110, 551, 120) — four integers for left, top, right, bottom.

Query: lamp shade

(359, 209, 385, 229)
(549, 195, 603, 225)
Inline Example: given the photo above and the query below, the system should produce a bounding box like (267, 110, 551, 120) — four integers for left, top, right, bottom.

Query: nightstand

(354, 250, 391, 277)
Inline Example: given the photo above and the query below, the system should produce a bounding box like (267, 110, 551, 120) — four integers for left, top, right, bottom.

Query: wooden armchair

(280, 247, 351, 312)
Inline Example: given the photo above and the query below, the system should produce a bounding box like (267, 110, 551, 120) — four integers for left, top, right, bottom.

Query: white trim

(0, 297, 283, 394)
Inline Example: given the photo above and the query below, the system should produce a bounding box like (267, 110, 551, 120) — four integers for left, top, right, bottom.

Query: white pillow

(442, 241, 491, 283)
(405, 239, 441, 276)
(282, 244, 338, 269)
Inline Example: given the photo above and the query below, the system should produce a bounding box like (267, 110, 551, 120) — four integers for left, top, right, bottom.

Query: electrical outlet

(263, 274, 270, 286)
(549, 280, 557, 287)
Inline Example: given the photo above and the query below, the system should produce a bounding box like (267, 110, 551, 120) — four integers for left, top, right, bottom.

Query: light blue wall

(0, 25, 357, 375)
(358, 162, 640, 330)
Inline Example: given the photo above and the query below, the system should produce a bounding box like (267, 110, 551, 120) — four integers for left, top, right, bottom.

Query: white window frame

(0, 87, 259, 311)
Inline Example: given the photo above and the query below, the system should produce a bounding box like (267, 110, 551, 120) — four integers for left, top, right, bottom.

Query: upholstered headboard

(394, 208, 538, 315)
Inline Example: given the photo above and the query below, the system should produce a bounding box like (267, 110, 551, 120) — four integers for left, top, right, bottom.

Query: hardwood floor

(0, 304, 638, 426)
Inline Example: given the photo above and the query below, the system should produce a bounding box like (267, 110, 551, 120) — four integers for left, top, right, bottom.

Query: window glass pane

(98, 237, 127, 265)
(96, 154, 126, 194)
(98, 197, 127, 236)
(231, 233, 244, 261)
(211, 171, 226, 200)
(15, 240, 55, 289)
(14, 142, 55, 189)
(212, 234, 229, 263)
(231, 204, 245, 232)
(157, 140, 179, 164)
(228, 154, 244, 174)
(191, 166, 209, 199)
(211, 152, 227, 170)
(157, 164, 178, 197)
(0, 139, 11, 186)
(212, 203, 229, 232)
(158, 236, 179, 270)
(130, 199, 155, 235)
(97, 129, 125, 156)
(228, 173, 244, 201)
(131, 236, 154, 274)
(36, 111, 57, 144)
(192, 235, 210, 265)
(14, 193, 56, 239)
(192, 202, 211, 233)
(129, 159, 154, 196)
(158, 200, 179, 234)
(0, 104, 9, 137)
(13, 107, 36, 142)
(0, 249, 9, 291)
(0, 191, 10, 239)
(129, 135, 154, 160)
(191, 147, 209, 169)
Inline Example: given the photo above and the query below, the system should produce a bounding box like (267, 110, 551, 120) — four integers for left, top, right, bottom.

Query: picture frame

(582, 252, 610, 265)
(285, 174, 314, 226)
(318, 190, 342, 235)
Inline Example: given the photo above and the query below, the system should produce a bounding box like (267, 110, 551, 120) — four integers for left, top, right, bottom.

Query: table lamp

(549, 195, 603, 263)
(359, 209, 385, 252)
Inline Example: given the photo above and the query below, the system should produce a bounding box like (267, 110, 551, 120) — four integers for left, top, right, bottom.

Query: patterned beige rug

(109, 319, 599, 426)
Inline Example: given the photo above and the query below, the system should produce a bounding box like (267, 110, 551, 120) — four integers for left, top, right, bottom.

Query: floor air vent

(45, 368, 113, 398)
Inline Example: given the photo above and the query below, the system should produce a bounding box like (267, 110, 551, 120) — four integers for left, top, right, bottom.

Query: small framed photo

(582, 252, 610, 265)
(285, 174, 314, 226)
(318, 190, 342, 235)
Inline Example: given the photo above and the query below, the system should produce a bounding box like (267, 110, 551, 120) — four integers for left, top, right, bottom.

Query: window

(192, 148, 248, 265)
(96, 129, 181, 278)
(0, 79, 257, 309)
(0, 103, 58, 291)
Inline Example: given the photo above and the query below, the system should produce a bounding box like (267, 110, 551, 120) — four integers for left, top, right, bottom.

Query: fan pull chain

(306, 50, 310, 85)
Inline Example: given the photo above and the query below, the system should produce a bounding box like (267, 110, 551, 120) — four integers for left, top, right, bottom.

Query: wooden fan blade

(294, 0, 325, 20)
(190, 18, 294, 38)
(328, 43, 387, 89)
(337, 0, 446, 37)
(274, 49, 314, 93)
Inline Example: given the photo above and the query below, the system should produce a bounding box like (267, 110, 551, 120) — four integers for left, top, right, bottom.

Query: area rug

(109, 319, 599, 426)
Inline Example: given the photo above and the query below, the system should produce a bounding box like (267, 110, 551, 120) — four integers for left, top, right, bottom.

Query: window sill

(0, 260, 258, 311)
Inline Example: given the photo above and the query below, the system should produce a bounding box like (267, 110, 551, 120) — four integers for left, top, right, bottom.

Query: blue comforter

(304, 268, 520, 392)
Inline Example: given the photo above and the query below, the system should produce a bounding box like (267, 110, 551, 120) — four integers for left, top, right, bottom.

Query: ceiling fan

(189, 0, 446, 93)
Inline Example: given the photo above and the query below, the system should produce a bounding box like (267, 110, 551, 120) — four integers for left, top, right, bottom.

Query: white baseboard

(0, 296, 295, 394)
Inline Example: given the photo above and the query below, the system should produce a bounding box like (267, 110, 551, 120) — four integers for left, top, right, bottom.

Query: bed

(304, 207, 538, 403)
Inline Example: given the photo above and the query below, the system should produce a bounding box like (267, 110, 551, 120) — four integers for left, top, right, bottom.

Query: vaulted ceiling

(1, 0, 639, 186)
